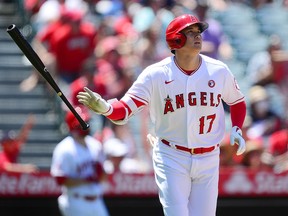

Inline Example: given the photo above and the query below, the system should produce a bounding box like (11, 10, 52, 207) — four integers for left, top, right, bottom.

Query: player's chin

(193, 42, 202, 48)
(192, 45, 202, 52)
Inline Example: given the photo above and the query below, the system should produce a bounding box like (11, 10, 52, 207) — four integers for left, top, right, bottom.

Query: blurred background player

(0, 114, 38, 173)
(50, 106, 110, 216)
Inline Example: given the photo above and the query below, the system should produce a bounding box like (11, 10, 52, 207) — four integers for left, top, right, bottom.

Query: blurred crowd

(3, 0, 286, 175)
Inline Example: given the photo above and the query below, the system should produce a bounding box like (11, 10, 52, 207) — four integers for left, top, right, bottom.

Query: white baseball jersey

(121, 54, 245, 147)
(51, 135, 105, 196)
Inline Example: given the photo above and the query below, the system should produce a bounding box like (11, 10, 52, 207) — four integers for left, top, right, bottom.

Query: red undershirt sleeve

(106, 98, 145, 121)
(230, 101, 246, 128)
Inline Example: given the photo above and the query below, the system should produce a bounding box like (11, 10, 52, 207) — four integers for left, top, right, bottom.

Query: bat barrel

(7, 24, 46, 71)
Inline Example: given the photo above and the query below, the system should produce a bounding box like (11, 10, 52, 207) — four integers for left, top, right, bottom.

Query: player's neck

(174, 54, 201, 72)
(73, 135, 87, 147)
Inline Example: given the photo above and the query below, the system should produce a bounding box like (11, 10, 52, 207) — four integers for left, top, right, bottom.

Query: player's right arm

(77, 87, 146, 125)
(77, 63, 157, 124)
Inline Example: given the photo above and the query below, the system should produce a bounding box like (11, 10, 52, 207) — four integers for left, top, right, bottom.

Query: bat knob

(7, 24, 16, 32)
(82, 123, 90, 130)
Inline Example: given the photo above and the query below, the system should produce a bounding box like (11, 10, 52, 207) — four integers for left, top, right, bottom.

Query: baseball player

(77, 14, 247, 216)
(50, 106, 110, 216)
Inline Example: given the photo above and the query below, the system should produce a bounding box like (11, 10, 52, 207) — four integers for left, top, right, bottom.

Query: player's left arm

(229, 101, 247, 156)
(230, 101, 246, 128)
(222, 65, 247, 155)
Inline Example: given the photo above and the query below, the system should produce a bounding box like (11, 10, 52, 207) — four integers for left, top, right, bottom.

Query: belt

(161, 139, 219, 155)
(73, 193, 98, 201)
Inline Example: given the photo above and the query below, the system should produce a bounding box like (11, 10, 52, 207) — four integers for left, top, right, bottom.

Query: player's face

(181, 24, 202, 51)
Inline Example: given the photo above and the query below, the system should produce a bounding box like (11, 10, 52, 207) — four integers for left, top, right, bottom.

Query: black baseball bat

(6, 24, 89, 130)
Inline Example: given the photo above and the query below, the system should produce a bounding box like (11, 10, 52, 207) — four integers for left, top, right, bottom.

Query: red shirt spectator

(70, 59, 108, 106)
(50, 10, 97, 83)
(267, 129, 288, 173)
(0, 114, 38, 173)
(268, 129, 288, 156)
(24, 0, 44, 17)
(0, 135, 19, 166)
(95, 36, 133, 100)
(35, 6, 79, 50)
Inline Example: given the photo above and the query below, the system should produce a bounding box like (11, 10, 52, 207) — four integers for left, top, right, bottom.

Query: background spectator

(94, 35, 134, 100)
(0, 114, 38, 173)
(246, 85, 284, 143)
(246, 34, 285, 86)
(69, 58, 108, 107)
(240, 140, 271, 171)
(103, 137, 152, 174)
(266, 129, 288, 173)
(219, 134, 241, 167)
(49, 9, 97, 86)
(20, 6, 72, 92)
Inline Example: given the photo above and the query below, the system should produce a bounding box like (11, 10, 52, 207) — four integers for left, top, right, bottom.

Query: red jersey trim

(174, 56, 202, 76)
(227, 96, 245, 106)
(126, 93, 148, 104)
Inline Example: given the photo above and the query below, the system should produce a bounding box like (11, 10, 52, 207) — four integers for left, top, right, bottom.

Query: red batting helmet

(65, 106, 90, 136)
(166, 14, 208, 52)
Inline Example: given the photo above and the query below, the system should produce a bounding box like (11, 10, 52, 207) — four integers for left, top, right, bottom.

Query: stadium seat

(233, 35, 269, 63)
(223, 20, 260, 39)
(217, 3, 255, 25)
(224, 59, 246, 80)
(255, 4, 288, 35)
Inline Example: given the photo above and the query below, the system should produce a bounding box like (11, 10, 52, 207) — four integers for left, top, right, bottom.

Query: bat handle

(81, 122, 90, 130)
(75, 111, 90, 130)
(63, 95, 90, 130)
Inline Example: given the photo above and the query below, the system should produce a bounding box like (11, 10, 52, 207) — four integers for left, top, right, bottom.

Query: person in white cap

(103, 137, 150, 174)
